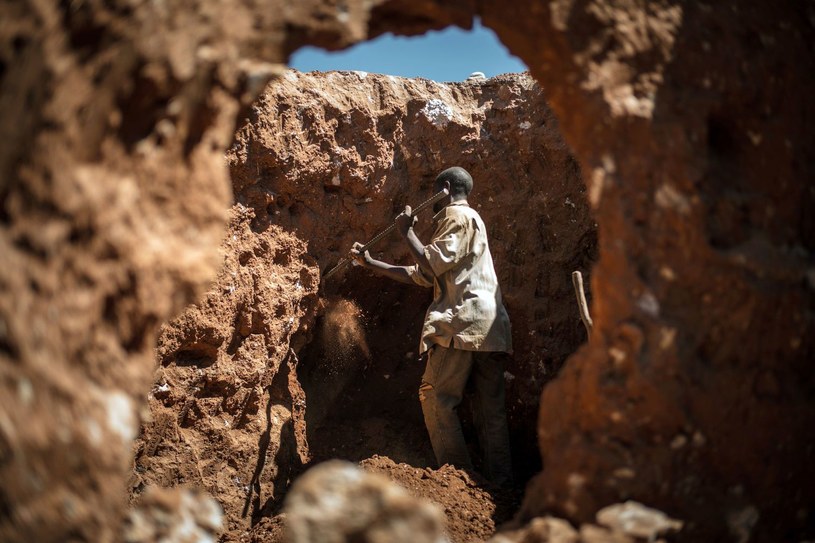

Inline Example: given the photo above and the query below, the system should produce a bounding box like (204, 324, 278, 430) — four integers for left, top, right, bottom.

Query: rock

(489, 516, 579, 543)
(595, 502, 682, 540)
(123, 486, 223, 543)
(284, 460, 446, 543)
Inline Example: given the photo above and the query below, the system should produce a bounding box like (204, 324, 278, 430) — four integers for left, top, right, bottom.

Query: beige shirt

(408, 201, 512, 354)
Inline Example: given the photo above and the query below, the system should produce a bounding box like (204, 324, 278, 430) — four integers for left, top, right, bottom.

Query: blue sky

(289, 18, 528, 82)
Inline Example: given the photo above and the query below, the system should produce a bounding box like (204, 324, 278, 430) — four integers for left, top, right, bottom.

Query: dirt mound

(360, 456, 520, 543)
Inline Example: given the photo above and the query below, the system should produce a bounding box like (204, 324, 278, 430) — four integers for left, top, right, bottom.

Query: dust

(317, 297, 370, 373)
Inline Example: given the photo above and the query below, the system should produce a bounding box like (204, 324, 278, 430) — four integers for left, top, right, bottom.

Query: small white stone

(518, 121, 531, 130)
(659, 266, 676, 281)
(659, 327, 677, 350)
(419, 99, 454, 128)
(637, 291, 660, 317)
(105, 391, 137, 442)
(17, 378, 33, 405)
(609, 347, 626, 364)
(84, 418, 102, 446)
(655, 183, 690, 214)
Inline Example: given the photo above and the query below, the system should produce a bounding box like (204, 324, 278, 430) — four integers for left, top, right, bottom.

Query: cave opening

(127, 16, 599, 539)
(227, 60, 599, 499)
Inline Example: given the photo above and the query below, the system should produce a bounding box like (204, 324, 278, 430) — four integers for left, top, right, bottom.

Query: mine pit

(3, 3, 813, 542)
(2, 1, 814, 542)
(128, 71, 597, 541)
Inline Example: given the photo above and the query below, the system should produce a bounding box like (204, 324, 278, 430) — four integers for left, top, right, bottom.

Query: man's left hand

(395, 205, 417, 237)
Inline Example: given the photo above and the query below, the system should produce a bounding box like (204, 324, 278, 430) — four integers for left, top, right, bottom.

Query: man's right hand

(350, 242, 371, 267)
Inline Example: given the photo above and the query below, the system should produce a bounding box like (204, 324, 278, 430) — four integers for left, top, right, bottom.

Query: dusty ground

(360, 457, 521, 543)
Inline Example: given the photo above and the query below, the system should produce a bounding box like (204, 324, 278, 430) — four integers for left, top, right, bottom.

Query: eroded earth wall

(0, 1, 388, 541)
(1, 0, 814, 542)
(134, 71, 594, 541)
(228, 70, 595, 475)
(131, 207, 319, 538)
(472, 3, 815, 541)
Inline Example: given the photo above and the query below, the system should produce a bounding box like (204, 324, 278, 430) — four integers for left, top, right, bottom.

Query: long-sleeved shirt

(408, 201, 512, 354)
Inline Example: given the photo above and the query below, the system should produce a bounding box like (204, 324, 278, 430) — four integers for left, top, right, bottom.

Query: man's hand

(395, 205, 417, 237)
(349, 242, 372, 268)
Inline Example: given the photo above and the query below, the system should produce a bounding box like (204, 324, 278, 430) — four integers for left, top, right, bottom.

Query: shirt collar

(431, 200, 469, 221)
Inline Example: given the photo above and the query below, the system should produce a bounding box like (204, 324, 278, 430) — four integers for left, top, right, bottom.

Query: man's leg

(471, 351, 513, 486)
(419, 345, 474, 471)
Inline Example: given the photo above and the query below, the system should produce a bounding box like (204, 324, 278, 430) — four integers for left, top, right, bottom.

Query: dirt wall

(131, 207, 319, 538)
(131, 70, 593, 541)
(473, 3, 815, 540)
(0, 1, 387, 540)
(1, 0, 814, 542)
(227, 70, 596, 482)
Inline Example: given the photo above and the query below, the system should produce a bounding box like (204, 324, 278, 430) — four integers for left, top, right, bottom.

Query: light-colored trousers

(419, 344, 513, 485)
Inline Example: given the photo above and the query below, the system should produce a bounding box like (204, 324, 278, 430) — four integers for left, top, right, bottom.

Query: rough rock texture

(3, 0, 814, 542)
(0, 1, 386, 541)
(467, 3, 815, 541)
(492, 502, 683, 543)
(124, 486, 224, 543)
(282, 461, 680, 543)
(131, 206, 319, 538)
(284, 460, 446, 543)
(228, 71, 595, 480)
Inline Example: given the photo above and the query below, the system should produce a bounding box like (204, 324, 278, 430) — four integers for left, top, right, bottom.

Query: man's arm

(350, 244, 414, 285)
(395, 206, 433, 277)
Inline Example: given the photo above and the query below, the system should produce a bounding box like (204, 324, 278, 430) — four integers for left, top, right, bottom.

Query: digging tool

(322, 188, 449, 281)
(571, 270, 593, 337)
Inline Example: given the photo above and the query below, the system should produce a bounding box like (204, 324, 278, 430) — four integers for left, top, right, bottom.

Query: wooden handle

(572, 270, 593, 337)
(322, 188, 449, 281)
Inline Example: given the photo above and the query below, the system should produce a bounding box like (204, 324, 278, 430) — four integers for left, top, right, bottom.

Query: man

(350, 166, 513, 486)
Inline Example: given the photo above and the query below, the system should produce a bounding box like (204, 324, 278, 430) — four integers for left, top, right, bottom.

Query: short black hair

(435, 166, 473, 197)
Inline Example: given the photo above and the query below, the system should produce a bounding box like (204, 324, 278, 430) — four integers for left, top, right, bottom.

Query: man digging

(350, 166, 513, 486)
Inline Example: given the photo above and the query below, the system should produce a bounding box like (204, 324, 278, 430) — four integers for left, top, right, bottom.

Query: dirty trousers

(419, 345, 513, 485)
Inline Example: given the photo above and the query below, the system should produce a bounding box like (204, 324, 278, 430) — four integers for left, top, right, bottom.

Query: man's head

(433, 167, 473, 211)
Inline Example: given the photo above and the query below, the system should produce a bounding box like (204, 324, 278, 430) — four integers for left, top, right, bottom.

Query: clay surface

(229, 71, 595, 484)
(2, 0, 814, 541)
(0, 1, 386, 540)
(131, 206, 319, 538)
(132, 70, 592, 541)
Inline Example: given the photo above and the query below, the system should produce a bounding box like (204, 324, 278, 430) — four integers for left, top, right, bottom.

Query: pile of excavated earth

(2, 1, 813, 543)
